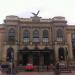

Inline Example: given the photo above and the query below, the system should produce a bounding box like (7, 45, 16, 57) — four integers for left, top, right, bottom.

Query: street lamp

(8, 51, 14, 75)
(9, 61, 12, 75)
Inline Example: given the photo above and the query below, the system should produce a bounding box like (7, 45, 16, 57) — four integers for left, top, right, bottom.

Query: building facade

(0, 15, 75, 67)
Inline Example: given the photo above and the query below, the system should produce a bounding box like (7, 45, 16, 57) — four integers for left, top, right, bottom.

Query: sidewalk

(2, 71, 75, 75)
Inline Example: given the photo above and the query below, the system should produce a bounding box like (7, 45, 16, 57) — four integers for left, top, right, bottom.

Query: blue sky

(0, 0, 75, 24)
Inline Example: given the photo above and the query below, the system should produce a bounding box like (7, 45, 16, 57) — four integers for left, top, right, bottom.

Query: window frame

(56, 29, 64, 41)
(42, 30, 49, 44)
(8, 28, 16, 41)
(32, 30, 40, 44)
(23, 30, 30, 44)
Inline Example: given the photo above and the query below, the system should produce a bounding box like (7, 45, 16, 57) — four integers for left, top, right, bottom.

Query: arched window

(43, 30, 48, 38)
(8, 28, 16, 41)
(23, 30, 29, 38)
(33, 30, 39, 43)
(33, 30, 39, 38)
(23, 30, 30, 43)
(56, 29, 64, 41)
(42, 30, 49, 43)
(57, 29, 63, 38)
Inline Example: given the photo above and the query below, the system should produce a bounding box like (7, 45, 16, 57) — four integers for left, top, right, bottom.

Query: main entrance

(17, 47, 55, 66)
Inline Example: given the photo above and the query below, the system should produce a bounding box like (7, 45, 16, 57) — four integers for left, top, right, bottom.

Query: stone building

(0, 15, 75, 67)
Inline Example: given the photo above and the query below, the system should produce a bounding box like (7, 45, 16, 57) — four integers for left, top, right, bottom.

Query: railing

(16, 65, 72, 72)
(1, 65, 73, 73)
(69, 64, 75, 70)
(16, 65, 53, 72)
(59, 65, 71, 73)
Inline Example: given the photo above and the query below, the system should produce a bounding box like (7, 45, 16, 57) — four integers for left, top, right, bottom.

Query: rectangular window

(57, 38, 63, 41)
(43, 38, 48, 43)
(23, 38, 29, 43)
(7, 36, 15, 45)
(23, 38, 30, 45)
(42, 38, 49, 45)
(8, 36, 15, 41)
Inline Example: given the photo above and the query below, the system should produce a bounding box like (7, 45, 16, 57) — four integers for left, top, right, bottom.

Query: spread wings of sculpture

(32, 10, 40, 16)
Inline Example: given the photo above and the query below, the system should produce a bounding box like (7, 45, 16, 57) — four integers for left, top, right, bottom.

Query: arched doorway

(6, 47, 14, 62)
(58, 47, 65, 60)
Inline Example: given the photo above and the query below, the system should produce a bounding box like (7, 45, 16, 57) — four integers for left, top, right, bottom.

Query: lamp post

(10, 51, 14, 75)
(10, 61, 12, 75)
(8, 58, 13, 75)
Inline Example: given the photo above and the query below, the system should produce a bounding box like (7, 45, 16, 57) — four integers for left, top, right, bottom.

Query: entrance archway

(6, 47, 14, 62)
(17, 47, 55, 66)
(17, 47, 56, 71)
(58, 47, 65, 60)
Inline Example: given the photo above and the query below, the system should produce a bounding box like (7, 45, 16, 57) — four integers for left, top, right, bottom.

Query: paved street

(2, 71, 75, 75)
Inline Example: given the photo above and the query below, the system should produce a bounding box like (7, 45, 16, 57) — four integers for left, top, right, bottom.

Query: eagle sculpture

(32, 10, 40, 17)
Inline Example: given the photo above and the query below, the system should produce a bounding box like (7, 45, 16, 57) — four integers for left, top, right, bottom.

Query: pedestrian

(54, 62, 60, 75)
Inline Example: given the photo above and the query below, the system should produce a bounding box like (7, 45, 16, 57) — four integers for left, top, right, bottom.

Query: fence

(16, 65, 72, 72)
(59, 65, 71, 73)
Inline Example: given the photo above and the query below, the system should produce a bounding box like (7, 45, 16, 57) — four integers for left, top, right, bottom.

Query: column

(54, 44, 59, 61)
(39, 52, 44, 71)
(39, 53, 44, 65)
(67, 33, 73, 60)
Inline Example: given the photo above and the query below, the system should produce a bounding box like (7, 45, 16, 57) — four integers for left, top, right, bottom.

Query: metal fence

(16, 65, 72, 72)
(0, 65, 73, 74)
